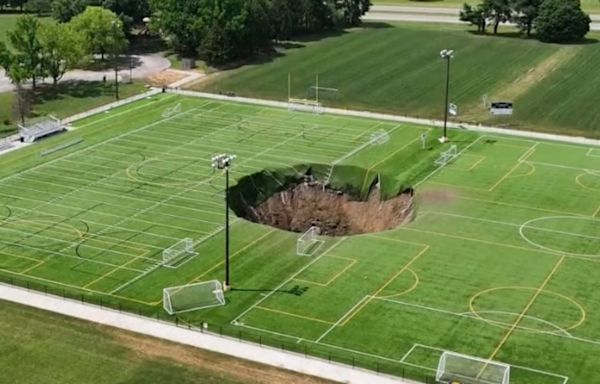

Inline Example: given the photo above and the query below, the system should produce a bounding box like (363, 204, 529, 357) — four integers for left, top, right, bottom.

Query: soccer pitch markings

(0, 95, 598, 383)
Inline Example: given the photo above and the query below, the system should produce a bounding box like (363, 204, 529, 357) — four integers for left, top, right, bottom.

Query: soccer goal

(288, 98, 323, 114)
(161, 102, 182, 118)
(307, 86, 339, 101)
(436, 351, 510, 384)
(434, 144, 458, 167)
(163, 280, 226, 315)
(162, 238, 198, 268)
(297, 226, 323, 256)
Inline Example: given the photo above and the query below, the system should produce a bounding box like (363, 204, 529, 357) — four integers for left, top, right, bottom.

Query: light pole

(211, 154, 236, 291)
(111, 20, 120, 101)
(439, 49, 454, 143)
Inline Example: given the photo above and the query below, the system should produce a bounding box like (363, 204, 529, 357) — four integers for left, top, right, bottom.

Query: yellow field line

(479, 255, 565, 377)
(295, 256, 357, 287)
(359, 136, 420, 194)
(467, 155, 486, 171)
(83, 250, 150, 289)
(363, 234, 430, 248)
(488, 146, 537, 192)
(340, 245, 429, 326)
(593, 205, 600, 218)
(255, 305, 334, 325)
(19, 260, 46, 275)
(377, 268, 420, 299)
(427, 180, 488, 192)
(190, 229, 276, 284)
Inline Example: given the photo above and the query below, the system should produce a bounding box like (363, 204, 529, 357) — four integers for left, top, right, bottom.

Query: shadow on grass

(78, 56, 144, 71)
(34, 81, 107, 104)
(467, 30, 599, 45)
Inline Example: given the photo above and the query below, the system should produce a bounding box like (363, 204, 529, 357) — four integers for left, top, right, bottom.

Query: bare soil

(245, 182, 414, 236)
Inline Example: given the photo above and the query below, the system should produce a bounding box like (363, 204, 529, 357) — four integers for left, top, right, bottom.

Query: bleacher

(19, 116, 67, 143)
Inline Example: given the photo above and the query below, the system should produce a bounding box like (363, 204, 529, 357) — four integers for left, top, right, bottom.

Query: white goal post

(162, 238, 198, 268)
(436, 351, 510, 384)
(163, 280, 226, 315)
(288, 98, 323, 114)
(434, 144, 458, 167)
(297, 226, 323, 256)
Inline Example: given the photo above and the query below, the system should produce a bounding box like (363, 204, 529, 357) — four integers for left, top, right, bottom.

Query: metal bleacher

(19, 116, 67, 143)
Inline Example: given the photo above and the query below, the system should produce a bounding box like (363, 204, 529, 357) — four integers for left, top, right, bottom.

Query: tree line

(460, 0, 590, 43)
(149, 0, 372, 64)
(0, 7, 127, 122)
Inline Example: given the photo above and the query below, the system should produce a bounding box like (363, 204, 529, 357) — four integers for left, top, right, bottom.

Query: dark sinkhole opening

(229, 164, 416, 236)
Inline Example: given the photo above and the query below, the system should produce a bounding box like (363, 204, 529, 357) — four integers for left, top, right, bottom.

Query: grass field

(0, 94, 598, 383)
(197, 23, 600, 138)
(0, 300, 332, 384)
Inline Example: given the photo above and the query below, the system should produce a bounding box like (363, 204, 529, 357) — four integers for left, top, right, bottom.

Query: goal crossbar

(162, 238, 198, 268)
(288, 98, 323, 114)
(436, 351, 510, 384)
(163, 280, 225, 315)
(297, 226, 323, 256)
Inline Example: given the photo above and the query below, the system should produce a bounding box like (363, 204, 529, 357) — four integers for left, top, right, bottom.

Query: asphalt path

(365, 5, 600, 30)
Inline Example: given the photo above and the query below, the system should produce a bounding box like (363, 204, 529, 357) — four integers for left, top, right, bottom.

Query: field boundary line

(481, 255, 566, 375)
(231, 237, 348, 325)
(457, 195, 587, 217)
(168, 89, 600, 148)
(594, 205, 600, 218)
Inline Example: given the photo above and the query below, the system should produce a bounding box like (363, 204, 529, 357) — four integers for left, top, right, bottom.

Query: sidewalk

(0, 283, 421, 384)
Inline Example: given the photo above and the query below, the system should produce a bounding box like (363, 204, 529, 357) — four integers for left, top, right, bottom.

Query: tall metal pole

(224, 165, 230, 289)
(443, 56, 450, 141)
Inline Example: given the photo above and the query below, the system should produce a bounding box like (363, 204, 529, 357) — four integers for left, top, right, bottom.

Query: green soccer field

(0, 94, 599, 384)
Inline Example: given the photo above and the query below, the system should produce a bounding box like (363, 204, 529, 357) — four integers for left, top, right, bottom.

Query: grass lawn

(0, 94, 598, 384)
(373, 0, 600, 12)
(0, 81, 148, 137)
(196, 23, 600, 138)
(0, 14, 50, 43)
(0, 300, 332, 384)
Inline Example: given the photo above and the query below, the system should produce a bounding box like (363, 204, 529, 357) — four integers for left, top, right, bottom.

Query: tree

(38, 22, 84, 85)
(51, 0, 88, 22)
(336, 0, 371, 27)
(149, 0, 204, 57)
(460, 3, 488, 32)
(24, 0, 52, 15)
(8, 15, 44, 90)
(0, 44, 30, 125)
(535, 0, 590, 43)
(483, 0, 512, 34)
(70, 6, 127, 60)
(512, 0, 542, 36)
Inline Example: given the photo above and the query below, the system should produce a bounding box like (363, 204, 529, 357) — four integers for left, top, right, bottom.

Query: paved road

(365, 4, 600, 30)
(0, 53, 170, 92)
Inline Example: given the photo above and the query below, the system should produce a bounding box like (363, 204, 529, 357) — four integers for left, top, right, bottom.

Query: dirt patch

(242, 181, 414, 236)
(146, 70, 189, 87)
(111, 329, 335, 384)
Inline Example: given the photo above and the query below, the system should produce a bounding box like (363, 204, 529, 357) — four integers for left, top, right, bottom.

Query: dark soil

(240, 181, 415, 236)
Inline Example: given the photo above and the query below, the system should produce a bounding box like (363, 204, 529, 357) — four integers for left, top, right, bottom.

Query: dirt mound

(241, 181, 414, 236)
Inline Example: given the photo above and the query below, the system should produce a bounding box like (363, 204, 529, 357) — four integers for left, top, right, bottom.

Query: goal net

(434, 144, 458, 167)
(288, 98, 323, 114)
(163, 280, 226, 315)
(297, 226, 323, 256)
(436, 351, 510, 384)
(162, 238, 198, 268)
(307, 86, 339, 101)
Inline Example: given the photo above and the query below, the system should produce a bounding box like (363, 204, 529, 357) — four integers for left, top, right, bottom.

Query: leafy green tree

(149, 0, 204, 56)
(24, 0, 52, 15)
(70, 6, 127, 60)
(8, 15, 44, 90)
(38, 22, 84, 85)
(512, 0, 542, 36)
(483, 0, 512, 34)
(0, 45, 29, 125)
(51, 0, 87, 22)
(337, 0, 371, 27)
(460, 3, 488, 32)
(535, 0, 590, 43)
(269, 0, 297, 40)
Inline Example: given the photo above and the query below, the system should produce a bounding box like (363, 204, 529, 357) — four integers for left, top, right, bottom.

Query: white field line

(424, 211, 600, 241)
(231, 237, 348, 324)
(399, 343, 419, 363)
(414, 135, 485, 188)
(110, 120, 328, 293)
(171, 90, 600, 148)
(587, 148, 600, 158)
(315, 296, 370, 342)
(408, 344, 569, 384)
(325, 124, 405, 183)
(527, 160, 600, 173)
